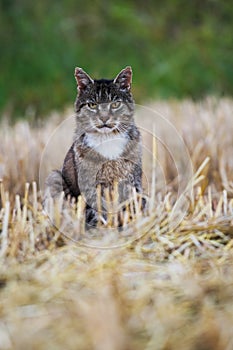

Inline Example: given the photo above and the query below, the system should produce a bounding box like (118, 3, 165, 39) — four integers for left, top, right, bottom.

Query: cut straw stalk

(149, 124, 157, 213)
(0, 180, 6, 207)
(32, 181, 38, 215)
(0, 201, 10, 257)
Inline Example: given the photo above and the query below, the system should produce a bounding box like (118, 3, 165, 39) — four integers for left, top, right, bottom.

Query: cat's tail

(43, 169, 64, 211)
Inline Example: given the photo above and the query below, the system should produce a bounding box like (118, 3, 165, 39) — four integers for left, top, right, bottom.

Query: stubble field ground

(0, 98, 233, 350)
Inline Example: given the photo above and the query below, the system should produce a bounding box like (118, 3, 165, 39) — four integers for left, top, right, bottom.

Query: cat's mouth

(96, 124, 116, 134)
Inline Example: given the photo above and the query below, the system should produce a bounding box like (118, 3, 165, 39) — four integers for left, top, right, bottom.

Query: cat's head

(74, 67, 135, 135)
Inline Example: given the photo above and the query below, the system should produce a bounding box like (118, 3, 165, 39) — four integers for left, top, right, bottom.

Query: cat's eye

(111, 101, 122, 109)
(88, 102, 98, 109)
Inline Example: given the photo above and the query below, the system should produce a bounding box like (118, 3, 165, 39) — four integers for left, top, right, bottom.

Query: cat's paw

(85, 207, 98, 229)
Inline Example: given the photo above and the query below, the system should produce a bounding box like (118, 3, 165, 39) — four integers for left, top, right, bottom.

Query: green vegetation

(0, 0, 232, 118)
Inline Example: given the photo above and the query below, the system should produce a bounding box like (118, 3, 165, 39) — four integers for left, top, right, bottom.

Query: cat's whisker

(116, 125, 128, 134)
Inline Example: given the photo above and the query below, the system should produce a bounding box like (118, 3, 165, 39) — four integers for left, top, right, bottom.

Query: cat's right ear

(74, 68, 94, 90)
(114, 66, 132, 91)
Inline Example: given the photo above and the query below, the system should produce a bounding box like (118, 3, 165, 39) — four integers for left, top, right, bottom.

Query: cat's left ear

(114, 66, 132, 91)
(74, 67, 94, 90)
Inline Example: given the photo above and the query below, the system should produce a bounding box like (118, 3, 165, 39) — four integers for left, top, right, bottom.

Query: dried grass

(0, 98, 233, 349)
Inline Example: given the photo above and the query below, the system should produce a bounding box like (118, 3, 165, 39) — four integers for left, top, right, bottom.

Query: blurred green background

(0, 0, 232, 119)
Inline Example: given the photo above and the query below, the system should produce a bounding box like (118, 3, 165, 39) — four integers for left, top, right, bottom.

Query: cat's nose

(99, 104, 110, 124)
(100, 115, 110, 124)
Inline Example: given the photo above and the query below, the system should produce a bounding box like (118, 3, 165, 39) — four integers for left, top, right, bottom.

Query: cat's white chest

(85, 133, 128, 160)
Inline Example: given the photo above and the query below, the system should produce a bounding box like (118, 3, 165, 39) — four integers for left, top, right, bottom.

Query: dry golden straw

(0, 98, 233, 349)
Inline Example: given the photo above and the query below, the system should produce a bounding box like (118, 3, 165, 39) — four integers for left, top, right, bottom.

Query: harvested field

(0, 98, 233, 350)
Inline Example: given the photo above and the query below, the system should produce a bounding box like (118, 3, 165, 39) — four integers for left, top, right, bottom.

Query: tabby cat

(45, 66, 143, 227)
